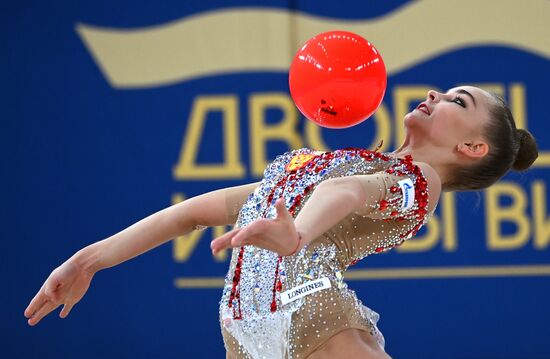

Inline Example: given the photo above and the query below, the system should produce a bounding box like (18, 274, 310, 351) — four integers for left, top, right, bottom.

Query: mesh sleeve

(356, 164, 430, 223)
(224, 183, 260, 224)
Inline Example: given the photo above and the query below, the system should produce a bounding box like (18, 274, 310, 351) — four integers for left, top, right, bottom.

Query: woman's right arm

(81, 181, 259, 272)
(24, 182, 259, 326)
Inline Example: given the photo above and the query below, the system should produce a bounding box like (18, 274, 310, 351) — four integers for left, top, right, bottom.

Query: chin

(404, 112, 430, 128)
(403, 112, 420, 128)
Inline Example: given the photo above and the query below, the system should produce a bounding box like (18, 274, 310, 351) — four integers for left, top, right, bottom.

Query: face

(403, 86, 494, 152)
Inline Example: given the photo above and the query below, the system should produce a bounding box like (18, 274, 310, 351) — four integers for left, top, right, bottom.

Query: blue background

(3, 1, 549, 358)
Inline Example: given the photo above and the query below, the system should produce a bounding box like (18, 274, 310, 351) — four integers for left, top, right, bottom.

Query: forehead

(446, 86, 491, 103)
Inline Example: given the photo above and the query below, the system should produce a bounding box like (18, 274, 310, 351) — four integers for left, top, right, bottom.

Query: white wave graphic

(76, 0, 550, 88)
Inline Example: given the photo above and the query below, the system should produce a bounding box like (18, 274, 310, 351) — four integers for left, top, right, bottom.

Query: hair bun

(513, 129, 538, 171)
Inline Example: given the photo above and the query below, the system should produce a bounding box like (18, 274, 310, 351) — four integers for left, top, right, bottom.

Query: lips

(416, 102, 431, 115)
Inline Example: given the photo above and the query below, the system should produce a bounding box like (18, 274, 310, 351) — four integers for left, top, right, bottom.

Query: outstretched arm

(81, 182, 258, 272)
(210, 178, 371, 256)
(24, 182, 258, 326)
(210, 163, 441, 256)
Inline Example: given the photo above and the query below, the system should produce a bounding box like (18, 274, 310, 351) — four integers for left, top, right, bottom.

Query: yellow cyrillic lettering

(442, 192, 458, 251)
(509, 83, 526, 129)
(303, 102, 391, 152)
(173, 95, 245, 179)
(397, 216, 440, 252)
(532, 181, 550, 250)
(249, 93, 303, 177)
(370, 103, 391, 152)
(486, 183, 530, 250)
(304, 120, 329, 151)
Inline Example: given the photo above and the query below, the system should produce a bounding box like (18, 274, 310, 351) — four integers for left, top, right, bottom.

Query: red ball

(289, 31, 387, 129)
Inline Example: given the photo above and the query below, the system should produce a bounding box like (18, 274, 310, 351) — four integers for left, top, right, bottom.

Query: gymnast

(25, 86, 538, 358)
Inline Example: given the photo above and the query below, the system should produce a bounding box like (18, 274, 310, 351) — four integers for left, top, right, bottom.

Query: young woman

(25, 86, 538, 359)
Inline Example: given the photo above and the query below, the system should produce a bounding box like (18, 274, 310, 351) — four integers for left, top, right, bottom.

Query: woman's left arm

(210, 162, 441, 256)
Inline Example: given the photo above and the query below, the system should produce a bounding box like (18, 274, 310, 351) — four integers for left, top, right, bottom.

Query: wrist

(73, 241, 106, 274)
(284, 231, 303, 256)
(296, 228, 311, 244)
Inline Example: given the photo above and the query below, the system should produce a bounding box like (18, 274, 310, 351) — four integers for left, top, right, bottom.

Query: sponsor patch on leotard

(280, 277, 332, 305)
(398, 178, 415, 211)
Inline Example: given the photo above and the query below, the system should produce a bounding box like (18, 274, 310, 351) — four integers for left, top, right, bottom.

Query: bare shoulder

(413, 161, 441, 212)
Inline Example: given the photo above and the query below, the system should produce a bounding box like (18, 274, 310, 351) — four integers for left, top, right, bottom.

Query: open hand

(210, 198, 301, 256)
(24, 258, 95, 326)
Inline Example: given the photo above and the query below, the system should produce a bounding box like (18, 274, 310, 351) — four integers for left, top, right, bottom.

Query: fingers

(210, 221, 266, 254)
(210, 228, 241, 254)
(24, 296, 46, 321)
(60, 302, 75, 319)
(210, 199, 292, 255)
(231, 220, 268, 247)
(24, 286, 47, 319)
(274, 198, 291, 221)
(25, 276, 63, 325)
(27, 300, 59, 326)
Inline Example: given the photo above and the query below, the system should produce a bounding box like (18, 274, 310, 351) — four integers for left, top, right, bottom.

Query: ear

(457, 141, 489, 159)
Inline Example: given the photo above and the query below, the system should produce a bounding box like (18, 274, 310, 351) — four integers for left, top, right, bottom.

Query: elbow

(165, 200, 200, 234)
(169, 189, 230, 233)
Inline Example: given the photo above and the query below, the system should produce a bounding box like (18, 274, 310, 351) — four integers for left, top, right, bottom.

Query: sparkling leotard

(220, 148, 431, 359)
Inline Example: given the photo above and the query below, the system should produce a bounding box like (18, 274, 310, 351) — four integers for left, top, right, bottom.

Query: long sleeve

(355, 157, 433, 222)
(327, 158, 440, 264)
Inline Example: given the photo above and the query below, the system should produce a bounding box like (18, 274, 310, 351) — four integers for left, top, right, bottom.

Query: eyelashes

(452, 95, 466, 108)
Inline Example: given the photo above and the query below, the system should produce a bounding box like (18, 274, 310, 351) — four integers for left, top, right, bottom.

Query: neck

(390, 137, 452, 187)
